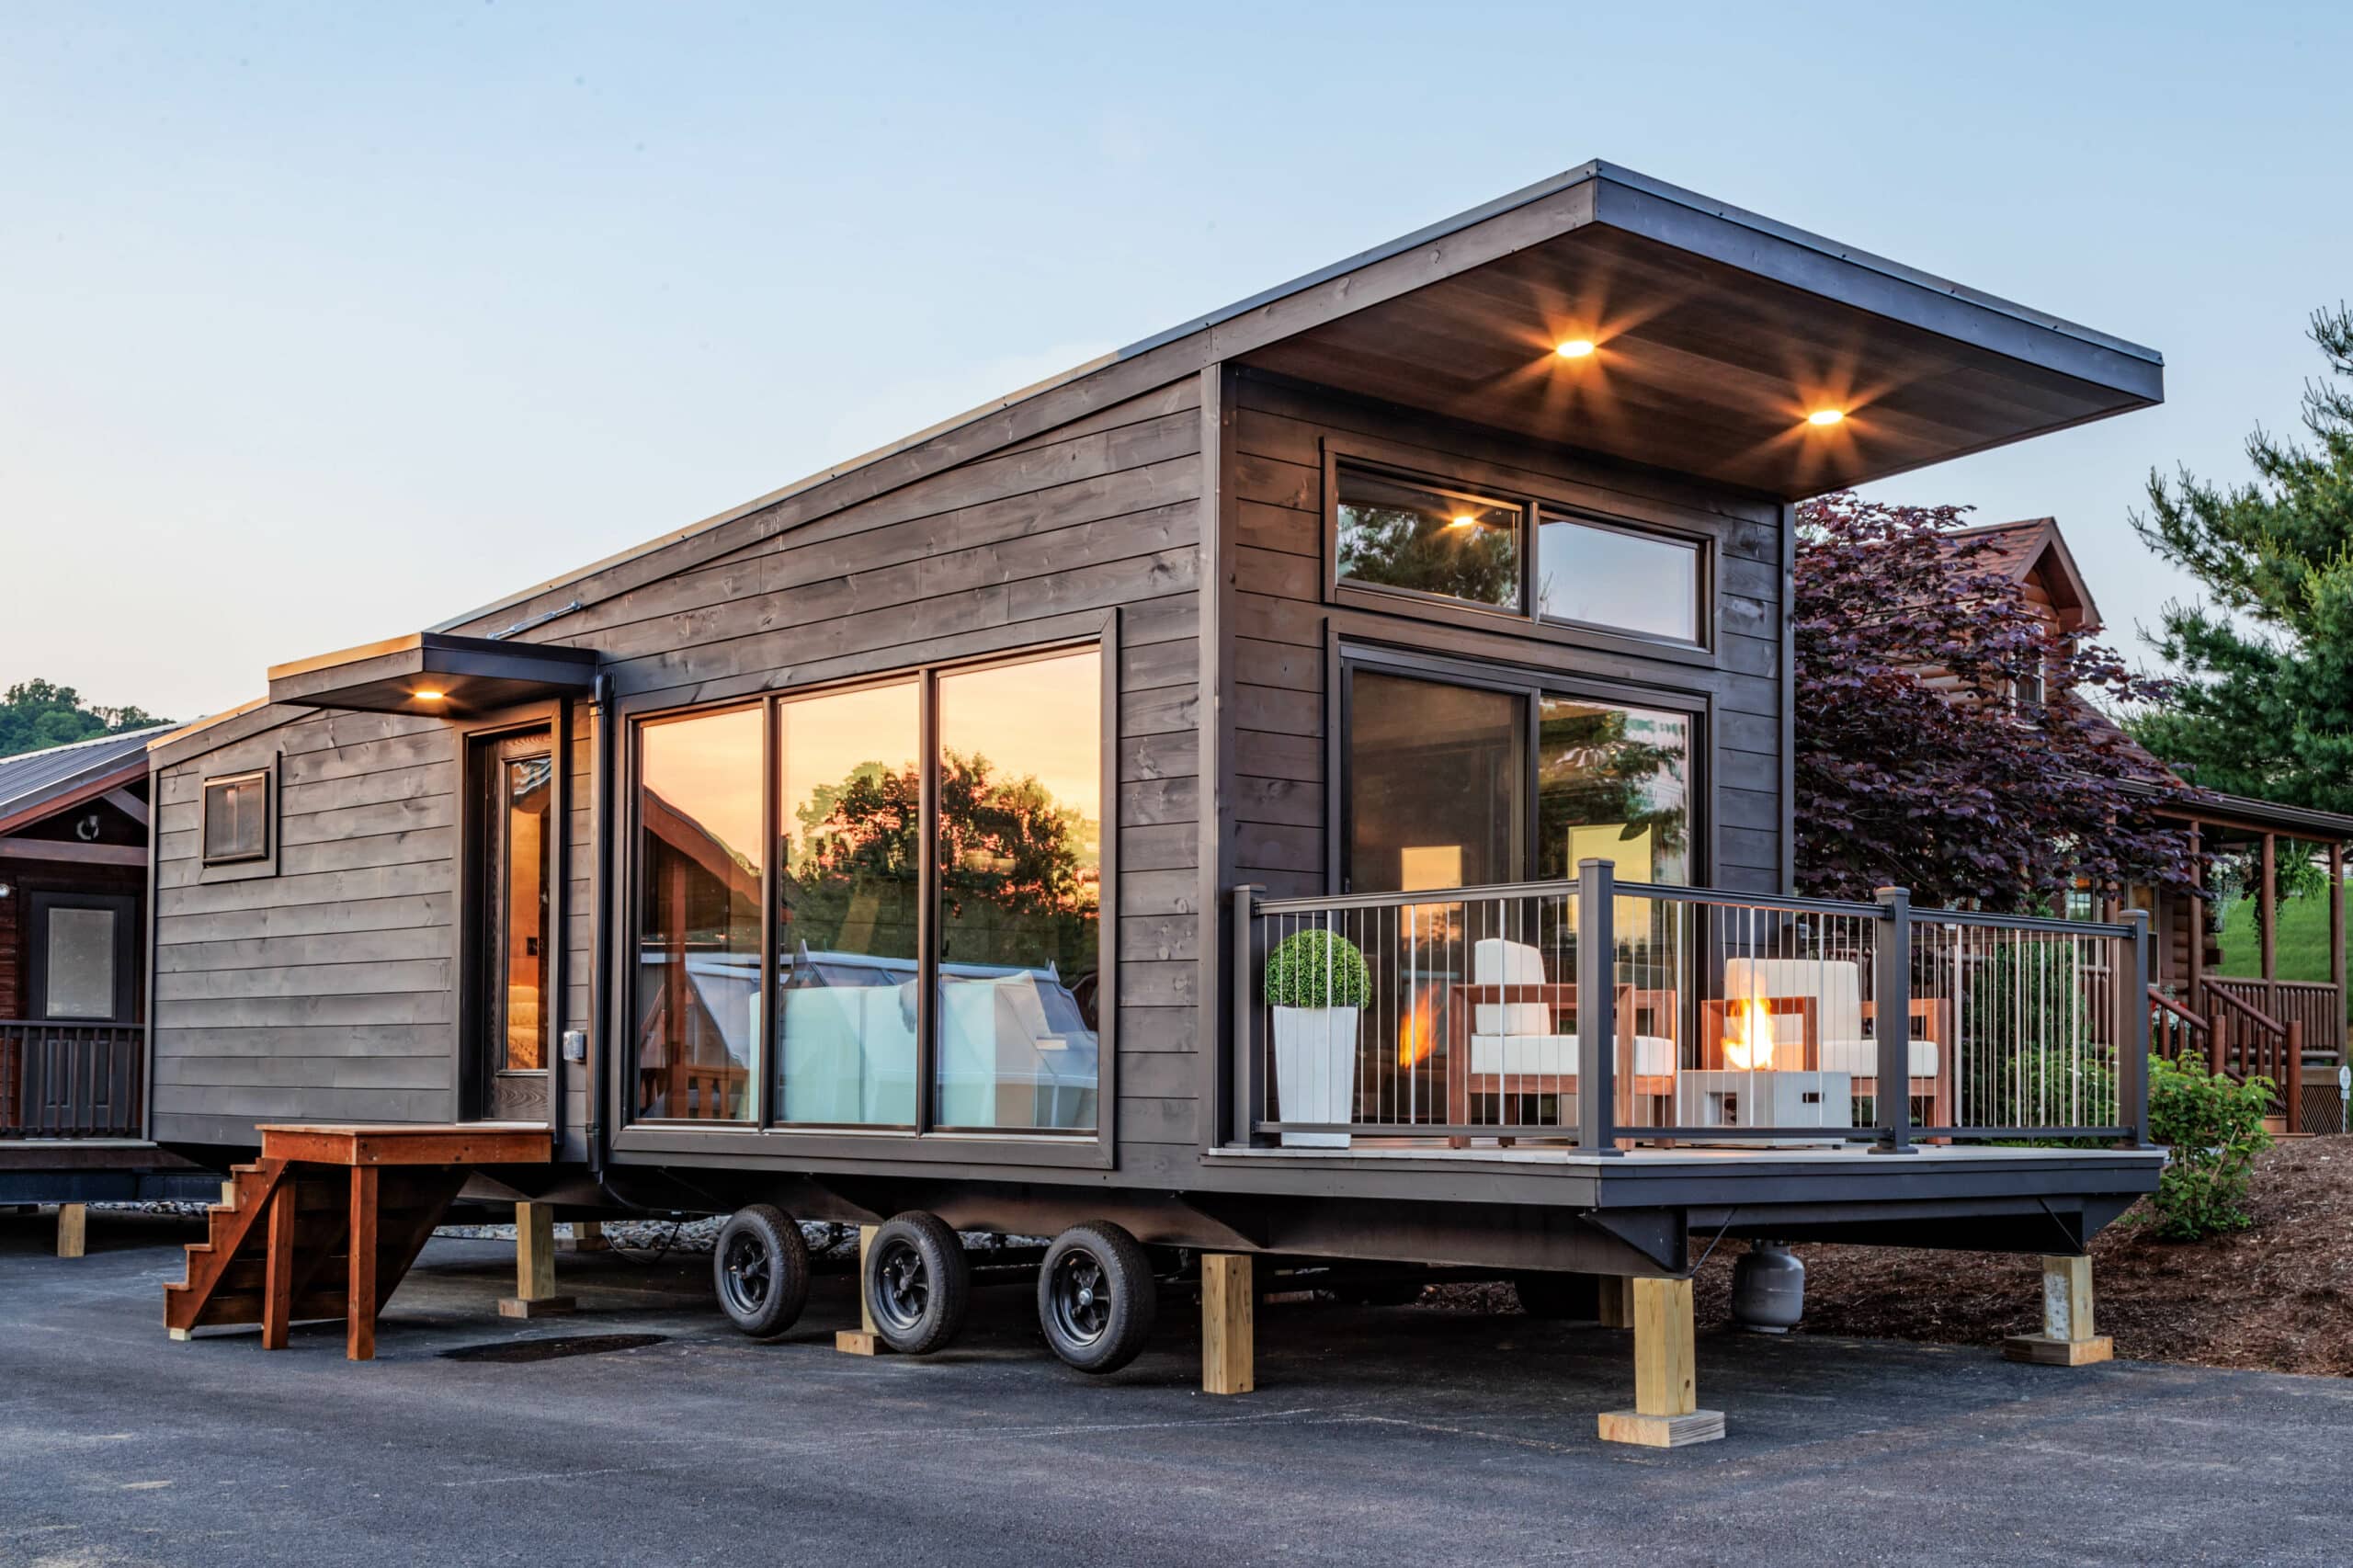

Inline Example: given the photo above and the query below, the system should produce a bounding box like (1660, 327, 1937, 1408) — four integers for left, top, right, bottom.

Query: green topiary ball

(1264, 927, 1371, 1009)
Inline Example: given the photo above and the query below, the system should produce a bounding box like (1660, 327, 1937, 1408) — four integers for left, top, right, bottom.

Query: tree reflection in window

(1336, 464, 1522, 608)
(1537, 698, 1691, 885)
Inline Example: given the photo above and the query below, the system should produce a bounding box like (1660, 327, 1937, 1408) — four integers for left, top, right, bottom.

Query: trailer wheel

(1511, 1270, 1598, 1321)
(865, 1211, 971, 1355)
(712, 1205, 812, 1339)
(1038, 1221, 1157, 1373)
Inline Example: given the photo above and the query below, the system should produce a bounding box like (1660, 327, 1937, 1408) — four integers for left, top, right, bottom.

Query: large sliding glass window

(630, 644, 1102, 1136)
(1344, 654, 1697, 894)
(636, 706, 763, 1122)
(775, 681, 923, 1126)
(935, 653, 1102, 1131)
(1537, 697, 1691, 885)
(1347, 672, 1525, 895)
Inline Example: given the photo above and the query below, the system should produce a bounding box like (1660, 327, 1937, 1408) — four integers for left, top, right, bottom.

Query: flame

(1722, 996, 1778, 1072)
(1398, 985, 1440, 1069)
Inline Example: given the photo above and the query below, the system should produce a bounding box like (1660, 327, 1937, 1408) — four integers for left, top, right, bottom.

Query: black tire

(1037, 1221, 1158, 1374)
(864, 1211, 971, 1356)
(1512, 1270, 1599, 1321)
(712, 1205, 812, 1339)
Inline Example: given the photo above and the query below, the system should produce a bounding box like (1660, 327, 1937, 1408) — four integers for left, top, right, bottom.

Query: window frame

(1331, 640, 1711, 896)
(613, 627, 1118, 1171)
(199, 767, 274, 867)
(1320, 436, 1719, 666)
(1329, 457, 1532, 618)
(1533, 508, 1710, 650)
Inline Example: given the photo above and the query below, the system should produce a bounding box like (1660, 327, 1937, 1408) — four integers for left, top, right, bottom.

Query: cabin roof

(425, 159, 2164, 643)
(1943, 517, 2103, 633)
(0, 725, 171, 836)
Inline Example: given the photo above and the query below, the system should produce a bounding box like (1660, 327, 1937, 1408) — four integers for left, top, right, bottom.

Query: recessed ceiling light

(1555, 339, 1596, 359)
(1449, 514, 1478, 528)
(414, 688, 448, 702)
(1807, 408, 1847, 427)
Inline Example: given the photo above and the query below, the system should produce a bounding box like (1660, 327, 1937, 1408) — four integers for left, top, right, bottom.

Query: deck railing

(0, 1021, 145, 1139)
(1232, 861, 2149, 1152)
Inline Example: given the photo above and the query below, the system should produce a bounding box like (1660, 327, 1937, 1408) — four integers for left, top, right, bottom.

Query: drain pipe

(586, 668, 617, 1183)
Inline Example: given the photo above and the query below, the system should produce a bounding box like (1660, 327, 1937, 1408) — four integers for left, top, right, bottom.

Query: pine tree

(2132, 304, 2353, 812)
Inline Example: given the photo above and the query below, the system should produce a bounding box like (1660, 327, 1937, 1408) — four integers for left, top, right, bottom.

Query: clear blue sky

(5, 2, 2348, 720)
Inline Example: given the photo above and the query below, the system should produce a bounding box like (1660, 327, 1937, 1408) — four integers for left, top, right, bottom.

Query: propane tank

(1730, 1241, 1804, 1334)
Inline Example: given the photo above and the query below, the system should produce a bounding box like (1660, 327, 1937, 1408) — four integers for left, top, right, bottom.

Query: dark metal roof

(0, 725, 170, 832)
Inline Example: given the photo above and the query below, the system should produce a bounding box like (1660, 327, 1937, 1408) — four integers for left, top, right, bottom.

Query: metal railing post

(2121, 909, 2151, 1147)
(1871, 886, 1916, 1154)
(1575, 858, 1620, 1155)
(1231, 885, 1264, 1148)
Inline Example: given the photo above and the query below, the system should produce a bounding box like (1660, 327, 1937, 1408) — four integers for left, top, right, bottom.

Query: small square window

(1336, 463, 1522, 609)
(201, 769, 272, 865)
(1536, 515, 1702, 643)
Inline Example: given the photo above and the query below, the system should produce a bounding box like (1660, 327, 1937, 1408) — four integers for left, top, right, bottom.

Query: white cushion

(1472, 937, 1562, 1037)
(1468, 1032, 1678, 1077)
(1723, 957, 1865, 1045)
(1818, 1037, 1940, 1079)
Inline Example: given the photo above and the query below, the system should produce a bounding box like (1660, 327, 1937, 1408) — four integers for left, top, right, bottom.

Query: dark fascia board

(2130, 778, 2353, 843)
(427, 158, 2162, 638)
(266, 631, 598, 716)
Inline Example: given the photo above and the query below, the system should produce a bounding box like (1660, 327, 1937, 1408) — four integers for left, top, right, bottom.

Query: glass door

(472, 731, 553, 1121)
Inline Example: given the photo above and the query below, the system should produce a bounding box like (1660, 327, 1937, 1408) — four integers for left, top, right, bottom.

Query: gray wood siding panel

(151, 710, 465, 1142)
(1220, 373, 1790, 904)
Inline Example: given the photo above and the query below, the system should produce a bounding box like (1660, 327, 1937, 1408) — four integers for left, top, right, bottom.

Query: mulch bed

(1430, 1139, 2353, 1377)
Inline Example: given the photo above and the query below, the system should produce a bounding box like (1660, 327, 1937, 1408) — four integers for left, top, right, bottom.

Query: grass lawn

(2217, 877, 2351, 1022)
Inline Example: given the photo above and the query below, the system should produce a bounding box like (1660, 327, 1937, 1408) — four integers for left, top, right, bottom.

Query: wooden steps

(165, 1123, 548, 1360)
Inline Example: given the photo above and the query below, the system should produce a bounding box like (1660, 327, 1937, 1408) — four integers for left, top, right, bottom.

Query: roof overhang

(267, 632, 598, 718)
(1228, 164, 2164, 499)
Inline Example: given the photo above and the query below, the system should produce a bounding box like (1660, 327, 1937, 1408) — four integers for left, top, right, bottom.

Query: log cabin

(1949, 516, 2353, 1132)
(146, 162, 2177, 1437)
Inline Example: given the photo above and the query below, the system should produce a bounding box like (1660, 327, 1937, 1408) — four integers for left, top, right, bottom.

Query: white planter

(1272, 1006, 1359, 1148)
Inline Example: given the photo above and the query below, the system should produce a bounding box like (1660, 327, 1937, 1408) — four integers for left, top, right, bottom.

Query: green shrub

(2144, 1051, 2274, 1240)
(1264, 928, 1371, 1010)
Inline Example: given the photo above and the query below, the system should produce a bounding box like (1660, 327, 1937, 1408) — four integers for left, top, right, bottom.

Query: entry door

(28, 892, 138, 1023)
(472, 731, 554, 1121)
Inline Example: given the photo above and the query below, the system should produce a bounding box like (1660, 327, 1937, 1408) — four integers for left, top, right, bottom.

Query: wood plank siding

(1217, 370, 1790, 905)
(147, 377, 1207, 1155)
(151, 712, 460, 1145)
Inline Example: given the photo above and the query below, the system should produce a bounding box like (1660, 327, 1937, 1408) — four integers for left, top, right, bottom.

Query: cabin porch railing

(2150, 981, 2309, 1132)
(1231, 864, 2150, 1152)
(0, 1021, 145, 1140)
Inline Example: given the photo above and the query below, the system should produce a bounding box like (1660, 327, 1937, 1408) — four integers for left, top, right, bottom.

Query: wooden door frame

(456, 705, 566, 1126)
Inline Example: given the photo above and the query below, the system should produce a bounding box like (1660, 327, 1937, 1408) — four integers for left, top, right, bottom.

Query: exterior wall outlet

(561, 1029, 587, 1062)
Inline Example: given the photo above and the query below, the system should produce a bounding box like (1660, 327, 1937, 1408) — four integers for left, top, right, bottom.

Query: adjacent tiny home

(1, 724, 216, 1217)
(149, 163, 2175, 1433)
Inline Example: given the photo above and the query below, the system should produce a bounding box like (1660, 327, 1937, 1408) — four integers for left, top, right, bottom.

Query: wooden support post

(835, 1223, 883, 1355)
(567, 1219, 609, 1253)
(2261, 833, 2278, 994)
(498, 1200, 575, 1319)
(2004, 1255, 2113, 1366)
(262, 1182, 295, 1350)
(1201, 1253, 1255, 1395)
(2187, 824, 2206, 1012)
(55, 1203, 86, 1259)
(1597, 1278, 1723, 1448)
(347, 1166, 379, 1362)
(1596, 1274, 1633, 1328)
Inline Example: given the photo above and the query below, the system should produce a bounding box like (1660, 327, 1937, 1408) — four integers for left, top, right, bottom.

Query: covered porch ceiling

(1229, 165, 2165, 500)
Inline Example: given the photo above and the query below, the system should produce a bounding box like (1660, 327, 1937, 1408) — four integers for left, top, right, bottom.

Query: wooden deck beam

(498, 1200, 575, 1319)
(1201, 1253, 1255, 1395)
(1597, 1277, 1723, 1447)
(2004, 1254, 2113, 1366)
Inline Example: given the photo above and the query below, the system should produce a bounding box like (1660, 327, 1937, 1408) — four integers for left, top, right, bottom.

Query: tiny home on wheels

(150, 163, 2168, 1439)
